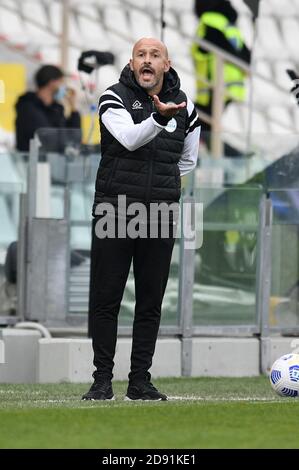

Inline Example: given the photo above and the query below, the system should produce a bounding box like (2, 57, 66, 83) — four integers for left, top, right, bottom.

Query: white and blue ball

(270, 353, 299, 397)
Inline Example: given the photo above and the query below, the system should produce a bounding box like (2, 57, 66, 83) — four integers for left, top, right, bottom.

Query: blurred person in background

(15, 64, 81, 152)
(191, 0, 251, 154)
(0, 66, 83, 314)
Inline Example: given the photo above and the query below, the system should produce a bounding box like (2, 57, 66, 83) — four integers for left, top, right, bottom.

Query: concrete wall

(38, 337, 260, 382)
(38, 339, 93, 383)
(1, 330, 299, 383)
(270, 336, 299, 364)
(0, 328, 41, 383)
(0, 339, 4, 364)
(38, 337, 181, 383)
(192, 338, 260, 377)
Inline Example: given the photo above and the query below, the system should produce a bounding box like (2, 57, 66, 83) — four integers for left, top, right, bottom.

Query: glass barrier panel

(23, 128, 299, 330)
(34, 129, 180, 325)
(115, 236, 180, 327)
(0, 179, 25, 316)
(192, 186, 263, 326)
(194, 132, 299, 189)
(268, 189, 299, 330)
(67, 176, 180, 327)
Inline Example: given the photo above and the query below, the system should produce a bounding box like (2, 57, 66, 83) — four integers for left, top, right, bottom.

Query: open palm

(153, 95, 186, 118)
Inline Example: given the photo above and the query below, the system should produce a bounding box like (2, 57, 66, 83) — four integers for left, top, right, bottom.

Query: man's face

(130, 39, 170, 92)
(50, 77, 64, 95)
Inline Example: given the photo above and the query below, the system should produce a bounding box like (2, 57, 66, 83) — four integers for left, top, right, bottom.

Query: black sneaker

(125, 380, 168, 401)
(82, 375, 114, 401)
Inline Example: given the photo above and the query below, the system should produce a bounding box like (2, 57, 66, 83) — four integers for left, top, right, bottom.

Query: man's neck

(37, 87, 53, 106)
(147, 84, 163, 97)
(146, 78, 166, 97)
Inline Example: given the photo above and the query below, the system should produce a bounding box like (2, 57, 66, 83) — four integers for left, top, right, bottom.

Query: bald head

(132, 37, 169, 60)
(130, 37, 171, 95)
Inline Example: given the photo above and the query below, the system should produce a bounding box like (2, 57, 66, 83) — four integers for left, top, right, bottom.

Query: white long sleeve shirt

(99, 89, 201, 176)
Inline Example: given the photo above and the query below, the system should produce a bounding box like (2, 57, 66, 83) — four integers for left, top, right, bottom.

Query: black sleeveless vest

(93, 66, 188, 212)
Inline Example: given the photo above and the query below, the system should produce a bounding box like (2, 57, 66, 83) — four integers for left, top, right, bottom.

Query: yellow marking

(81, 114, 100, 145)
(0, 64, 26, 132)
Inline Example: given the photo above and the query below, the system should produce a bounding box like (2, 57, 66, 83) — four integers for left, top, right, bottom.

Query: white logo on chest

(165, 118, 177, 133)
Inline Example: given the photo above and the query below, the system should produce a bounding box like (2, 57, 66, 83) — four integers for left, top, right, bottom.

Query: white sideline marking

(168, 396, 289, 402)
(44, 396, 291, 403)
(0, 395, 291, 405)
(0, 390, 43, 395)
(168, 396, 203, 401)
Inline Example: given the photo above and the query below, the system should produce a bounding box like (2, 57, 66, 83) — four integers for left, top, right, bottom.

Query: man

(82, 38, 200, 401)
(15, 64, 81, 151)
(192, 0, 251, 153)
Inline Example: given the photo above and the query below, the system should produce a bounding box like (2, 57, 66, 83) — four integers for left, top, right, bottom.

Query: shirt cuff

(152, 112, 172, 127)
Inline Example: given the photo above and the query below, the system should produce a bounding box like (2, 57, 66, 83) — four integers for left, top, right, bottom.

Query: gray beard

(139, 81, 158, 90)
(136, 75, 160, 91)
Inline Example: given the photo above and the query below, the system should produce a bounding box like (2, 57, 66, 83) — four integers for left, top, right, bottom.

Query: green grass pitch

(0, 377, 298, 449)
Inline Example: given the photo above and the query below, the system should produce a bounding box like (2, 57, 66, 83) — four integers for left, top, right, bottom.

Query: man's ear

(129, 59, 134, 71)
(164, 60, 171, 72)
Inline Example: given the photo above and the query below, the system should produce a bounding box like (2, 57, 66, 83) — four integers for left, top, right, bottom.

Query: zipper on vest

(145, 96, 156, 203)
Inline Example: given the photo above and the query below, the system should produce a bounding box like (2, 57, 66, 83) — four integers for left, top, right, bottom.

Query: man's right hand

(153, 95, 186, 118)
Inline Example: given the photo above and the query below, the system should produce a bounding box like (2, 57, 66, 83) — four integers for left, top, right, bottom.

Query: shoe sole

(82, 396, 115, 401)
(124, 396, 166, 402)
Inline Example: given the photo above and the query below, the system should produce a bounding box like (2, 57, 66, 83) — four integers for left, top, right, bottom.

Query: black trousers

(89, 218, 176, 382)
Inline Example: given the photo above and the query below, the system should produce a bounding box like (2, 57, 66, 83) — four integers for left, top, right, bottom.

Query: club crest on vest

(165, 118, 177, 133)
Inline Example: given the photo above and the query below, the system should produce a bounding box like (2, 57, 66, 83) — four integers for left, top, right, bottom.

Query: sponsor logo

(282, 354, 293, 361)
(132, 100, 143, 110)
(289, 365, 299, 382)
